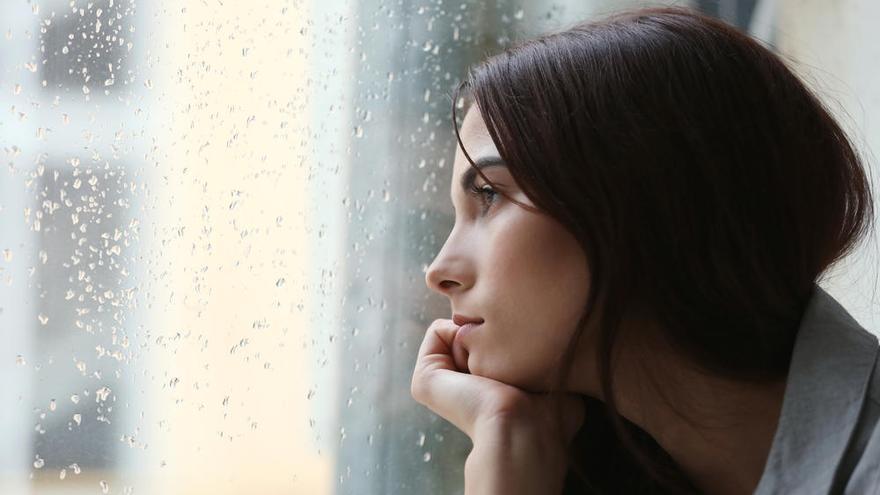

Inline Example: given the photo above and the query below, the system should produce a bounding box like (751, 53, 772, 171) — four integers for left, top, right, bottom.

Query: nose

(425, 244, 471, 296)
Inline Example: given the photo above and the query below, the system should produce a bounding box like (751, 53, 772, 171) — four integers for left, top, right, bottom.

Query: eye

(468, 183, 498, 213)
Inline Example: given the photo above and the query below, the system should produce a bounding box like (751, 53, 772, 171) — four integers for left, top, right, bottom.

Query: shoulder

(755, 284, 880, 494)
(840, 351, 880, 494)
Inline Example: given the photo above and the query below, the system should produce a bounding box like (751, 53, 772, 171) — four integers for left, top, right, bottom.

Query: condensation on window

(2, 0, 876, 494)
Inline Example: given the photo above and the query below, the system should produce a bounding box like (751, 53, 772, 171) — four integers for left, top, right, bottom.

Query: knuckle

(410, 370, 428, 403)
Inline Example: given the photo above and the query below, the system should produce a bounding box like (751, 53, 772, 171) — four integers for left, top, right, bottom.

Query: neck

(569, 328, 787, 495)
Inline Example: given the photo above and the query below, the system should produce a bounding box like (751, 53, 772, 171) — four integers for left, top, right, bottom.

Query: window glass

(1, 1, 877, 494)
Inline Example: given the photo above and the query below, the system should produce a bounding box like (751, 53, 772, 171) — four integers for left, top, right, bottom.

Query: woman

(410, 6, 879, 495)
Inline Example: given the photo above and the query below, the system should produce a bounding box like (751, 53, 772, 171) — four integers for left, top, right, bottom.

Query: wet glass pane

(1, 0, 877, 494)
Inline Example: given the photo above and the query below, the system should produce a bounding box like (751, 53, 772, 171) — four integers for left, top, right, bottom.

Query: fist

(410, 318, 585, 445)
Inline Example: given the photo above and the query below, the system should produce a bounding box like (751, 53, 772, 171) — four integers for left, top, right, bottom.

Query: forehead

(453, 106, 500, 176)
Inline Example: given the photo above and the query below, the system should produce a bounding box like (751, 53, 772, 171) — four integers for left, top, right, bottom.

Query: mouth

(456, 321, 482, 340)
(452, 313, 484, 327)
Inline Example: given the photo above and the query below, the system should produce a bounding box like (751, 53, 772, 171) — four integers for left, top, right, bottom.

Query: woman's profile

(410, 5, 879, 495)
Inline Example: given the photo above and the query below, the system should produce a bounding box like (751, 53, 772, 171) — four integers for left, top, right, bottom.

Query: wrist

(465, 419, 569, 495)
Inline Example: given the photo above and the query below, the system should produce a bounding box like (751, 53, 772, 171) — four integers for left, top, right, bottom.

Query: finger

(411, 319, 508, 438)
(414, 318, 460, 373)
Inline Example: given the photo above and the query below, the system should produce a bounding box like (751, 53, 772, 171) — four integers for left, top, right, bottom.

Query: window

(1, 0, 876, 493)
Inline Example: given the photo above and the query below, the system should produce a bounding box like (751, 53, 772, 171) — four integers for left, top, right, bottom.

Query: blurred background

(0, 0, 878, 493)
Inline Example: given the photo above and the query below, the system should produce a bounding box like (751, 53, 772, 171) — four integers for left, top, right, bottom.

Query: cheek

(493, 214, 589, 327)
(472, 214, 589, 389)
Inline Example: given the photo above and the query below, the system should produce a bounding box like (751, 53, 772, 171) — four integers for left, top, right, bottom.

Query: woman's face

(425, 106, 592, 392)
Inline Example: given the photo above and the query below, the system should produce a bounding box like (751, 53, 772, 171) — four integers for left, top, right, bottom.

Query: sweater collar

(753, 284, 879, 494)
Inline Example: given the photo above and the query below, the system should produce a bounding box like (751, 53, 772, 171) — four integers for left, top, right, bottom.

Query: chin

(469, 359, 552, 393)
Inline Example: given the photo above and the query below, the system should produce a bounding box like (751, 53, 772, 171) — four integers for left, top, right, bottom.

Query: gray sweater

(753, 284, 880, 494)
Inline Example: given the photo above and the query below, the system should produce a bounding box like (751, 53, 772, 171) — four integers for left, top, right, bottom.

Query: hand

(410, 318, 586, 494)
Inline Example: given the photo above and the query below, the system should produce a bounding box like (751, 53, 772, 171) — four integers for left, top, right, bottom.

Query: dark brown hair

(450, 5, 874, 494)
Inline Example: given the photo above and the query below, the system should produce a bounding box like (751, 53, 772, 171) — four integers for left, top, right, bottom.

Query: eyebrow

(459, 156, 507, 193)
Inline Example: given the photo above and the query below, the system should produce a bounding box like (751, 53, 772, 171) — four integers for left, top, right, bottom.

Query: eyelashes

(468, 183, 498, 213)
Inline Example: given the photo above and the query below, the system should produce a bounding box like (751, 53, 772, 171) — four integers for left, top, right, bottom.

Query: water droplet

(25, 62, 37, 72)
(144, 79, 153, 89)
(73, 413, 82, 425)
(82, 85, 90, 95)
(62, 45, 69, 54)
(514, 9, 524, 20)
(70, 463, 81, 474)
(275, 278, 285, 288)
(33, 455, 44, 469)
(59, 468, 66, 479)
(383, 189, 390, 202)
(418, 431, 426, 446)
(75, 360, 86, 373)
(70, 394, 80, 404)
(100, 480, 109, 494)
(95, 386, 111, 402)
(13, 84, 21, 95)
(38, 314, 49, 325)
(2, 249, 12, 262)
(49, 399, 56, 411)
(423, 451, 432, 462)
(15, 355, 26, 366)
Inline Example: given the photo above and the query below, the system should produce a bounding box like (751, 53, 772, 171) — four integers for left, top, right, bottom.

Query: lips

(452, 313, 484, 326)
(456, 321, 482, 340)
